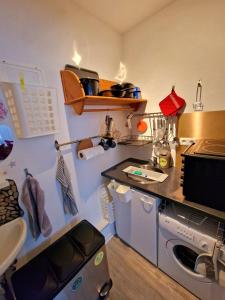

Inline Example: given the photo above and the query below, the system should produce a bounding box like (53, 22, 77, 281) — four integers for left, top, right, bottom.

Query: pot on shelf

(110, 84, 126, 97)
(98, 90, 113, 97)
(80, 78, 99, 96)
(124, 87, 141, 99)
(65, 64, 100, 96)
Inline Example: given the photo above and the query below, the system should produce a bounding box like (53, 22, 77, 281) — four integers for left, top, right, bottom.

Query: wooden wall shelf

(60, 70, 147, 115)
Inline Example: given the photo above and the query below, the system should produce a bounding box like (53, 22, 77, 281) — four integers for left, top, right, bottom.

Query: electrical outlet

(193, 101, 204, 111)
(179, 137, 196, 145)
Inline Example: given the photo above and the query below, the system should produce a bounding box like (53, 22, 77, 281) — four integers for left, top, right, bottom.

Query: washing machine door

(166, 239, 214, 283)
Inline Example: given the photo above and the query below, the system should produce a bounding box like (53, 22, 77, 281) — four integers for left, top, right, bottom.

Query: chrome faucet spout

(148, 157, 158, 167)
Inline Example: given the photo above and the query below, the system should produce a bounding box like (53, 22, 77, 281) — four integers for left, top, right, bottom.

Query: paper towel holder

(77, 138, 93, 153)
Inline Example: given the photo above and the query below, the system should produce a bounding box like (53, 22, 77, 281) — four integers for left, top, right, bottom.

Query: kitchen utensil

(137, 120, 148, 133)
(104, 115, 114, 138)
(167, 116, 177, 143)
(157, 117, 161, 129)
(153, 117, 157, 141)
(110, 84, 125, 97)
(98, 138, 109, 150)
(123, 88, 135, 98)
(148, 117, 153, 137)
(110, 82, 141, 99)
(155, 117, 165, 141)
(152, 116, 164, 142)
(121, 82, 135, 98)
(65, 64, 100, 96)
(193, 80, 204, 111)
(98, 90, 113, 97)
(159, 87, 186, 116)
(121, 82, 135, 89)
(163, 118, 169, 141)
(159, 141, 172, 169)
(126, 113, 133, 129)
(133, 87, 141, 99)
(106, 138, 116, 148)
(79, 78, 99, 96)
(121, 82, 141, 99)
(154, 141, 162, 157)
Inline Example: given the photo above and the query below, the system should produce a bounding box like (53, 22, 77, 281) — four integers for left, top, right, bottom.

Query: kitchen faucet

(148, 157, 158, 167)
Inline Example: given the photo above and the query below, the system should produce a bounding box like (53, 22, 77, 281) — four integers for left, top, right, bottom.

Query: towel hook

(55, 140, 60, 151)
(24, 168, 33, 177)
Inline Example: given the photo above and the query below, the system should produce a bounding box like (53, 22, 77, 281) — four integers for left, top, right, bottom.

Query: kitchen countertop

(101, 158, 225, 222)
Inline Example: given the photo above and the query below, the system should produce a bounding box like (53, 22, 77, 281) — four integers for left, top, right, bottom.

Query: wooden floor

(107, 237, 198, 300)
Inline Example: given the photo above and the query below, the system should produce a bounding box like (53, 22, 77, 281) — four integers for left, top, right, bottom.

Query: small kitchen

(0, 0, 225, 299)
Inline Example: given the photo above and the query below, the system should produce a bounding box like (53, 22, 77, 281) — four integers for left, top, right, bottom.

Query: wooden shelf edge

(64, 96, 85, 105)
(66, 95, 147, 115)
(66, 96, 147, 106)
(83, 107, 134, 113)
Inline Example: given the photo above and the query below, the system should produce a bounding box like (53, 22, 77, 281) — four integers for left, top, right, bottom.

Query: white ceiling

(73, 0, 175, 33)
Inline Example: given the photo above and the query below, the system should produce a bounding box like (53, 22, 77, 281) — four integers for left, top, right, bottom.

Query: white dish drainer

(0, 61, 58, 139)
(0, 82, 58, 138)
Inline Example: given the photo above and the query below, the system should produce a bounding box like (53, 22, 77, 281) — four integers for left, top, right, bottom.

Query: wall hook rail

(55, 135, 101, 150)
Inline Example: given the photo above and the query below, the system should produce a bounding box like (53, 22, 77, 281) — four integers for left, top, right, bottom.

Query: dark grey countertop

(101, 158, 225, 221)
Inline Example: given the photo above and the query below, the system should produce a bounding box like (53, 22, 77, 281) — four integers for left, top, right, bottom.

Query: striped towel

(56, 153, 78, 216)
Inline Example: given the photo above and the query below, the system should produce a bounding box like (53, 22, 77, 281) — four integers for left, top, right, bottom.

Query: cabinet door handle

(140, 197, 153, 205)
(140, 197, 153, 213)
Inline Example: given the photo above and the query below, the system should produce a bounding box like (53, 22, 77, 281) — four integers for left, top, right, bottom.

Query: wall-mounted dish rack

(60, 70, 147, 115)
(118, 135, 153, 146)
(118, 112, 177, 146)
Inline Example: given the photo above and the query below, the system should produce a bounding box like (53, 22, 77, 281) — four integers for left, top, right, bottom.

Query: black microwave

(181, 139, 225, 212)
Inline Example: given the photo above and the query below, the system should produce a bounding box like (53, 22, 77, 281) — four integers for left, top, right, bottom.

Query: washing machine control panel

(176, 224, 194, 241)
(159, 213, 216, 252)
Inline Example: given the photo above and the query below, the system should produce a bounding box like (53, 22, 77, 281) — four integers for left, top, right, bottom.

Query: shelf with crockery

(60, 70, 147, 115)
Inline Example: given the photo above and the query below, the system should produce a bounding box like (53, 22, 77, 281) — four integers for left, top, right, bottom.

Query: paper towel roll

(78, 146, 104, 160)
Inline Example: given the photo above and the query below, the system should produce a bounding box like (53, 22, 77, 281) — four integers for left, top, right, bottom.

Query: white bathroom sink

(0, 217, 27, 276)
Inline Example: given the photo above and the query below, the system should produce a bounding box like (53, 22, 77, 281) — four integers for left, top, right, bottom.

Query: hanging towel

(194, 252, 215, 280)
(22, 176, 52, 239)
(56, 153, 78, 216)
(194, 241, 222, 281)
(218, 259, 225, 288)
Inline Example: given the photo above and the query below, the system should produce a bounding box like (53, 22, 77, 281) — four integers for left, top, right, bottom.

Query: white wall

(0, 0, 128, 265)
(123, 0, 225, 113)
(2, 0, 224, 267)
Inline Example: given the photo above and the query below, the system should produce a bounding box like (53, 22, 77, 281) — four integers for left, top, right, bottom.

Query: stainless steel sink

(126, 164, 165, 185)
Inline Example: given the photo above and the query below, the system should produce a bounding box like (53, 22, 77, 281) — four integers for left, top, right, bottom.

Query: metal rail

(55, 135, 101, 150)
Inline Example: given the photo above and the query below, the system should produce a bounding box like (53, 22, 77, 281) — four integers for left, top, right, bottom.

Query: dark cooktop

(194, 139, 225, 157)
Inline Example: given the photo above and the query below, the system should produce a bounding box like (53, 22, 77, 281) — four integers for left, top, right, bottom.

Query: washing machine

(158, 204, 225, 300)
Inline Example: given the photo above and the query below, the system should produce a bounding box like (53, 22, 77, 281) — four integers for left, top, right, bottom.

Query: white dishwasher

(108, 180, 160, 265)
